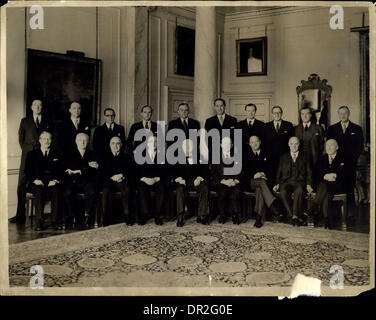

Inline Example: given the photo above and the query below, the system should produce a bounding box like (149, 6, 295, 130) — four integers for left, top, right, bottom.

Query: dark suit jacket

(295, 123, 324, 167)
(100, 151, 132, 183)
(168, 117, 200, 136)
(58, 118, 90, 155)
(210, 150, 241, 186)
(127, 121, 158, 151)
(276, 152, 312, 186)
(317, 153, 346, 188)
(241, 147, 273, 188)
(64, 148, 99, 184)
(204, 114, 237, 132)
(237, 119, 266, 144)
(326, 121, 364, 164)
(93, 123, 126, 157)
(133, 151, 168, 183)
(18, 116, 53, 178)
(264, 120, 294, 160)
(25, 148, 63, 185)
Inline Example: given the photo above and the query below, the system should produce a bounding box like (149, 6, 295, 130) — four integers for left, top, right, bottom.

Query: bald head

(325, 139, 339, 156)
(288, 136, 300, 153)
(249, 135, 261, 152)
(75, 133, 89, 151)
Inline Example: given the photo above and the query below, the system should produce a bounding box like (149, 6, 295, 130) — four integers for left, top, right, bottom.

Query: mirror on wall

(296, 74, 332, 130)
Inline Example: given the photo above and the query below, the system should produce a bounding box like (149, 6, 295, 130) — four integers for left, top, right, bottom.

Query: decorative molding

(296, 73, 332, 97)
(8, 169, 19, 176)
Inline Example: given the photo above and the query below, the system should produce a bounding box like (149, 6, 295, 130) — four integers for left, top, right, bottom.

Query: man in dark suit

(204, 98, 237, 133)
(273, 136, 313, 226)
(59, 102, 90, 156)
(236, 103, 265, 147)
(25, 131, 63, 231)
(63, 133, 99, 229)
(100, 136, 132, 226)
(127, 105, 158, 152)
(326, 106, 364, 210)
(210, 136, 242, 224)
(93, 108, 126, 158)
(264, 106, 294, 183)
(168, 102, 200, 138)
(171, 139, 209, 227)
(241, 136, 282, 228)
(295, 106, 324, 185)
(13, 99, 53, 224)
(304, 139, 346, 229)
(134, 135, 167, 225)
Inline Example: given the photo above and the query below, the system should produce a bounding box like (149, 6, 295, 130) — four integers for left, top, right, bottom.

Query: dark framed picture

(236, 37, 267, 76)
(26, 49, 102, 126)
(175, 25, 195, 77)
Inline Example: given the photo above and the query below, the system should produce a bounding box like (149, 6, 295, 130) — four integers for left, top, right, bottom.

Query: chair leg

(341, 198, 347, 231)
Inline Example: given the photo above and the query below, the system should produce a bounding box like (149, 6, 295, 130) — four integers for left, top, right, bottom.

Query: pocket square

(315, 133, 319, 135)
(264, 158, 267, 161)
(118, 133, 121, 136)
(230, 126, 235, 129)
(85, 126, 89, 130)
(53, 158, 59, 161)
(340, 163, 344, 166)
(351, 132, 355, 135)
(284, 131, 288, 133)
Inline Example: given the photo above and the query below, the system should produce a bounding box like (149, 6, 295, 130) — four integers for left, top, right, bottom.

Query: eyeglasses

(105, 114, 115, 117)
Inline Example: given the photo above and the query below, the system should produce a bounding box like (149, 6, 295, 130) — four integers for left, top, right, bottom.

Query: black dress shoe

(298, 219, 308, 227)
(10, 216, 26, 224)
(292, 217, 299, 226)
(56, 225, 63, 230)
(197, 216, 203, 224)
(254, 215, 263, 228)
(138, 219, 146, 226)
(232, 215, 240, 225)
(200, 216, 210, 225)
(218, 216, 226, 224)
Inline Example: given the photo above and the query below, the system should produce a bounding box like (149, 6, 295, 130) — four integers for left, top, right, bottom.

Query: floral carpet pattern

(9, 219, 370, 288)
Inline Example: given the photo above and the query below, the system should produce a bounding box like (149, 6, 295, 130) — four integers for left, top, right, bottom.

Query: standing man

(264, 106, 294, 183)
(63, 133, 99, 229)
(13, 99, 52, 224)
(168, 102, 200, 138)
(100, 136, 132, 226)
(304, 139, 346, 229)
(59, 102, 90, 156)
(295, 106, 324, 184)
(93, 107, 126, 158)
(237, 103, 265, 147)
(326, 106, 364, 211)
(205, 98, 237, 133)
(127, 105, 158, 152)
(25, 131, 63, 231)
(241, 136, 282, 228)
(273, 137, 313, 226)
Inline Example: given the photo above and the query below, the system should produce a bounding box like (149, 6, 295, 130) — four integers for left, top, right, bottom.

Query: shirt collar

(71, 116, 80, 123)
(218, 114, 225, 120)
(303, 121, 311, 128)
(106, 123, 114, 129)
(181, 118, 188, 123)
(341, 121, 349, 128)
(291, 151, 299, 157)
(40, 148, 49, 154)
(329, 153, 337, 160)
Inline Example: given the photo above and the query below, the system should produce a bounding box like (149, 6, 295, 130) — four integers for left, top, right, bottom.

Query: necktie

(304, 124, 308, 132)
(109, 124, 113, 133)
(342, 123, 346, 134)
(36, 117, 40, 129)
(183, 119, 188, 130)
(276, 122, 280, 132)
(74, 119, 79, 130)
(145, 122, 149, 130)
(219, 115, 224, 126)
(44, 150, 48, 157)
(292, 153, 297, 162)
(329, 156, 332, 165)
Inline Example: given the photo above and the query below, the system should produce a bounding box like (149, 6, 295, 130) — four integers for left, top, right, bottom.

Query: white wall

(222, 6, 368, 125)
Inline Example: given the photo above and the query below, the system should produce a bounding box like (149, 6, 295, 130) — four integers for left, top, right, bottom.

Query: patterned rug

(9, 219, 370, 289)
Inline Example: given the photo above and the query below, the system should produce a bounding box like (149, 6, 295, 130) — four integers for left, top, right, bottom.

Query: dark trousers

(137, 180, 166, 219)
(214, 183, 241, 217)
(280, 180, 304, 218)
(345, 162, 357, 206)
(102, 180, 130, 225)
(176, 180, 208, 217)
(63, 180, 97, 225)
(16, 153, 28, 218)
(250, 178, 276, 216)
(29, 183, 61, 227)
(314, 181, 343, 218)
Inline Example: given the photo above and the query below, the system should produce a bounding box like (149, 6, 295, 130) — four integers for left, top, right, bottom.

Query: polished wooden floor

(8, 203, 370, 245)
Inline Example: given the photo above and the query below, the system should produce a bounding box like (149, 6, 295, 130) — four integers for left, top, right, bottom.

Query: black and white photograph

(0, 1, 374, 298)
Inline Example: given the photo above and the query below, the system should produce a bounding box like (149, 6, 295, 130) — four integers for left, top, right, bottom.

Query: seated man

(171, 139, 209, 227)
(241, 136, 282, 228)
(273, 136, 313, 226)
(100, 136, 132, 226)
(134, 135, 167, 225)
(304, 139, 346, 229)
(25, 131, 63, 231)
(210, 136, 242, 224)
(63, 133, 99, 229)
